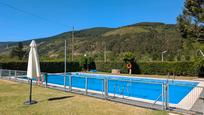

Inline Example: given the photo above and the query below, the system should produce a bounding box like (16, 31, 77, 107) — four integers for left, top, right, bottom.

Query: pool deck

(190, 79, 204, 113)
(86, 72, 197, 80)
(190, 90, 204, 114)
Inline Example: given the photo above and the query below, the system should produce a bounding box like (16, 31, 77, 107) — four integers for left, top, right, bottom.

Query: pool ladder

(152, 93, 162, 105)
(167, 72, 175, 83)
(113, 83, 130, 98)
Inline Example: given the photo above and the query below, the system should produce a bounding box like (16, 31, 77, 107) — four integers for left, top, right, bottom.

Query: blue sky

(0, 0, 184, 42)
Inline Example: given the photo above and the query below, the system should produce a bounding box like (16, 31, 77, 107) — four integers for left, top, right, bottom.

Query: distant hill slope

(0, 22, 201, 61)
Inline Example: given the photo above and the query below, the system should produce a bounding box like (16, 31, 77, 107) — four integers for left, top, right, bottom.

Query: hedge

(1, 61, 203, 76)
(138, 62, 196, 76)
(0, 62, 81, 73)
(95, 61, 200, 76)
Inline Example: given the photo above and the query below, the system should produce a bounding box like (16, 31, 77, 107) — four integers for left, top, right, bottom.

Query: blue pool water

(46, 73, 198, 104)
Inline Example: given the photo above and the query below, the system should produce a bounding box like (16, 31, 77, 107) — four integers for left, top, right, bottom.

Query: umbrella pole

(29, 79, 32, 103)
(24, 79, 37, 105)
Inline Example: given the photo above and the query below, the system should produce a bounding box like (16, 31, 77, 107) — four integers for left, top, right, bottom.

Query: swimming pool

(46, 73, 198, 104)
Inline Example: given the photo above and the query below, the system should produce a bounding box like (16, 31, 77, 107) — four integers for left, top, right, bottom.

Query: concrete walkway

(190, 90, 204, 114)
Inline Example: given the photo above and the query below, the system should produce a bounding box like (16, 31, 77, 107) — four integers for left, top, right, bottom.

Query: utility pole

(64, 40, 67, 90)
(72, 26, 74, 61)
(104, 42, 107, 62)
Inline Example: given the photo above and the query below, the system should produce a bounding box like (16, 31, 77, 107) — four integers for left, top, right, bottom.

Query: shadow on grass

(48, 96, 74, 101)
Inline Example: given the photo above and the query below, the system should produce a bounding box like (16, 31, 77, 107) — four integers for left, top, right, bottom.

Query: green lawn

(0, 80, 167, 115)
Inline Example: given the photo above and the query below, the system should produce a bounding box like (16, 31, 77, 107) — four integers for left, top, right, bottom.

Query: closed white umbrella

(27, 40, 41, 79)
(24, 40, 40, 105)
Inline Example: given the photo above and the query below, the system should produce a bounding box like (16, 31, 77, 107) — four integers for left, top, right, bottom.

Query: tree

(79, 55, 96, 71)
(177, 0, 204, 40)
(10, 42, 26, 60)
(122, 52, 136, 63)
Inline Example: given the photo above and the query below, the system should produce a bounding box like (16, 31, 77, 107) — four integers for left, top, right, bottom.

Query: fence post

(45, 73, 48, 88)
(64, 73, 66, 91)
(85, 77, 88, 95)
(162, 83, 169, 110)
(165, 83, 169, 110)
(9, 70, 11, 76)
(14, 70, 17, 80)
(69, 75, 72, 91)
(104, 78, 108, 99)
(173, 72, 175, 82)
(0, 69, 2, 78)
(9, 70, 12, 79)
(162, 83, 165, 110)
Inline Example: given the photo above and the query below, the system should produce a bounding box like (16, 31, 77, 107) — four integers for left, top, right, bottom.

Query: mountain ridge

(0, 22, 200, 62)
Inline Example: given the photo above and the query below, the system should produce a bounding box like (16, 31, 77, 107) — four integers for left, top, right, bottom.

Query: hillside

(0, 22, 202, 62)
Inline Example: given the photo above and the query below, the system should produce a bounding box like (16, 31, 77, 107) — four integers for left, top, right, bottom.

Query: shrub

(95, 61, 199, 76)
(138, 61, 195, 76)
(194, 58, 204, 77)
(95, 62, 127, 73)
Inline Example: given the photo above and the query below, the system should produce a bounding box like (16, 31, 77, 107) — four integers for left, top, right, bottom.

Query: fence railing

(0, 69, 27, 78)
(0, 69, 203, 114)
(45, 73, 170, 110)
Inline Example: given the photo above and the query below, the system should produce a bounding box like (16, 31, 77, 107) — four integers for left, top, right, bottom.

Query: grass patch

(0, 79, 167, 115)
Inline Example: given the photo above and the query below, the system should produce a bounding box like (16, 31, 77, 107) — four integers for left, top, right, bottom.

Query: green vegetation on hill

(0, 22, 204, 62)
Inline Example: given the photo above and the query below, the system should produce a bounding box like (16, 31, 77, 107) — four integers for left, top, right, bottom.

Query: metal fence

(0, 69, 203, 114)
(0, 69, 27, 78)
